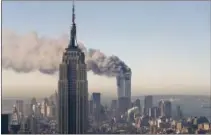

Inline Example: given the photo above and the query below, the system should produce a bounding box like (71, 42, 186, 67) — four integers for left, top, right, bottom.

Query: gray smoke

(2, 29, 131, 77)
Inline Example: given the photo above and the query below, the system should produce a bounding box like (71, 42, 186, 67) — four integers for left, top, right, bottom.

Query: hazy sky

(2, 1, 210, 97)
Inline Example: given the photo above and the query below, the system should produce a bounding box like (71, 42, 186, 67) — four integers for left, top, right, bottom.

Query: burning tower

(116, 67, 132, 114)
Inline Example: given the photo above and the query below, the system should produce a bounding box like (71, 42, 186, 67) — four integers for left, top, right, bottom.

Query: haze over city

(2, 1, 210, 97)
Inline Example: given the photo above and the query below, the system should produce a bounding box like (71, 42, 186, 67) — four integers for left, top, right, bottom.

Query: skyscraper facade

(88, 100, 93, 116)
(57, 1, 88, 134)
(116, 68, 132, 100)
(144, 95, 153, 115)
(30, 115, 38, 134)
(164, 100, 172, 118)
(116, 68, 132, 114)
(41, 98, 49, 117)
(159, 100, 165, 117)
(10, 106, 21, 134)
(159, 100, 172, 118)
(151, 107, 160, 119)
(111, 100, 117, 110)
(118, 97, 131, 114)
(91, 93, 101, 122)
(134, 99, 141, 112)
(1, 114, 10, 134)
(176, 105, 183, 120)
(16, 100, 24, 116)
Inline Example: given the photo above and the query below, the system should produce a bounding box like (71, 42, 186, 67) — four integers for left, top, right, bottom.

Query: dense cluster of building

(87, 94, 211, 134)
(1, 1, 211, 134)
(2, 91, 211, 134)
(1, 95, 58, 134)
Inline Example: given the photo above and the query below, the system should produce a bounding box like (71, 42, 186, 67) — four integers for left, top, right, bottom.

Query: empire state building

(58, 1, 88, 134)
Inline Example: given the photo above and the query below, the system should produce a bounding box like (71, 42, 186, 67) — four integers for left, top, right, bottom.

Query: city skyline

(2, 1, 210, 97)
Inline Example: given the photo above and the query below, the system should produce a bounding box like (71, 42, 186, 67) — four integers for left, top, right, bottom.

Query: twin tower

(116, 68, 132, 114)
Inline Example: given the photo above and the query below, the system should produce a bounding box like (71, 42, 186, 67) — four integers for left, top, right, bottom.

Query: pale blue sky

(2, 1, 211, 97)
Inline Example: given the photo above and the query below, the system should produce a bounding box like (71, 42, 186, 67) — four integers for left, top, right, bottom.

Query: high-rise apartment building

(144, 95, 153, 115)
(57, 1, 88, 133)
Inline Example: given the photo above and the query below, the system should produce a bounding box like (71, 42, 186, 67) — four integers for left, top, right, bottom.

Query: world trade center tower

(57, 1, 88, 134)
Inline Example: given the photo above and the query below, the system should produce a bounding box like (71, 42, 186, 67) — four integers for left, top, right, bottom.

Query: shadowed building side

(1, 114, 10, 134)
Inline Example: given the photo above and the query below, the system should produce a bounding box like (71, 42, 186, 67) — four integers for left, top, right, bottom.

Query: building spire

(69, 0, 77, 48)
(72, 0, 75, 24)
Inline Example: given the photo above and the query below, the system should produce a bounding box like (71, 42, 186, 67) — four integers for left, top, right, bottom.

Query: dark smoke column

(57, 1, 88, 133)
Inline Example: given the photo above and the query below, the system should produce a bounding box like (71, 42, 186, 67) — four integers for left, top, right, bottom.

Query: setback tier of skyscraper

(57, 1, 88, 133)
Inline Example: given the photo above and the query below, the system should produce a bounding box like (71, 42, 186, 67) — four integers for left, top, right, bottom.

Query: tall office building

(164, 100, 172, 118)
(111, 100, 117, 110)
(31, 97, 37, 106)
(144, 95, 153, 115)
(116, 68, 132, 114)
(91, 93, 101, 122)
(58, 1, 88, 133)
(1, 114, 10, 134)
(55, 91, 58, 121)
(159, 100, 165, 117)
(116, 68, 132, 100)
(41, 98, 49, 117)
(30, 115, 38, 134)
(10, 105, 21, 134)
(134, 99, 141, 112)
(16, 100, 24, 129)
(176, 105, 183, 120)
(24, 103, 32, 117)
(48, 101, 56, 118)
(111, 100, 118, 117)
(118, 97, 131, 114)
(159, 100, 172, 118)
(89, 100, 93, 115)
(151, 107, 160, 119)
(16, 100, 24, 116)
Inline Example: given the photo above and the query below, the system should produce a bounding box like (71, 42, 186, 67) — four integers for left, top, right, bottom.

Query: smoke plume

(2, 29, 131, 77)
